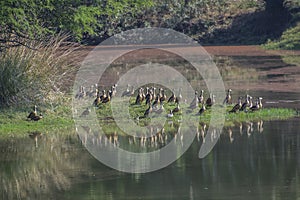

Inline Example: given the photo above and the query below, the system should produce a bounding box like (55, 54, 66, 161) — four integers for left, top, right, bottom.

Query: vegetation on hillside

(1, 0, 299, 49)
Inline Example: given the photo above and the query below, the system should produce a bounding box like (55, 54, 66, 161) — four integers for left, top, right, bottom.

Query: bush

(263, 23, 300, 50)
(0, 34, 79, 108)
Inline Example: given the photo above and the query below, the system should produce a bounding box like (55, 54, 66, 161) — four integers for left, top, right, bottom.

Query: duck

(240, 94, 250, 111)
(75, 85, 86, 99)
(111, 84, 117, 97)
(144, 104, 153, 117)
(198, 103, 206, 115)
(152, 87, 157, 101)
(27, 105, 37, 119)
(167, 110, 174, 118)
(189, 91, 199, 109)
(29, 131, 42, 147)
(258, 97, 263, 109)
(121, 84, 131, 97)
(99, 90, 107, 101)
(229, 97, 242, 113)
(160, 89, 167, 103)
(145, 88, 153, 105)
(250, 99, 260, 111)
(248, 96, 253, 109)
(93, 93, 101, 106)
(152, 95, 160, 109)
(167, 91, 176, 103)
(206, 93, 215, 107)
(223, 89, 232, 105)
(102, 91, 111, 103)
(175, 88, 182, 104)
(172, 103, 180, 113)
(31, 114, 43, 121)
(135, 88, 143, 105)
(198, 90, 204, 104)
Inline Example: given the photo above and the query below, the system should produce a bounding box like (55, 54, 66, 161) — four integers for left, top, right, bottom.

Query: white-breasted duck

(240, 94, 250, 111)
(198, 90, 204, 104)
(27, 105, 37, 119)
(167, 91, 176, 103)
(206, 93, 215, 107)
(121, 84, 131, 97)
(175, 88, 182, 104)
(167, 110, 174, 118)
(102, 91, 111, 103)
(258, 97, 263, 109)
(250, 99, 260, 111)
(223, 89, 232, 105)
(135, 88, 143, 105)
(160, 88, 167, 103)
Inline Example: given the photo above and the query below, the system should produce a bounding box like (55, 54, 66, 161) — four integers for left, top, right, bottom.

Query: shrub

(0, 34, 79, 108)
(263, 23, 300, 50)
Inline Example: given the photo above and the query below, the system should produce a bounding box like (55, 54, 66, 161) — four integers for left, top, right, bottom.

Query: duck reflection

(28, 131, 42, 148)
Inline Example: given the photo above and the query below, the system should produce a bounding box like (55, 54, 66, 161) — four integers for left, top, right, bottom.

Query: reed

(0, 34, 80, 107)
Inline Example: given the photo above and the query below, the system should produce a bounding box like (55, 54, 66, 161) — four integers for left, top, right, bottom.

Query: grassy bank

(0, 100, 296, 137)
(0, 107, 74, 136)
(94, 99, 297, 134)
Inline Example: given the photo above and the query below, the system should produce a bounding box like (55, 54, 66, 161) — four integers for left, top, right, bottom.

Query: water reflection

(1, 119, 300, 199)
(0, 132, 84, 200)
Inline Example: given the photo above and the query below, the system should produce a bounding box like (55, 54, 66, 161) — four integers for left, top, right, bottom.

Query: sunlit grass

(0, 96, 297, 137)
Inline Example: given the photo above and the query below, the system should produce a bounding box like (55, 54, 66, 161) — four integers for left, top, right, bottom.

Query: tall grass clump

(0, 34, 80, 108)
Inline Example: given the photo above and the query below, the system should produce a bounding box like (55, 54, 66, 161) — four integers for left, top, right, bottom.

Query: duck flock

(74, 84, 264, 118)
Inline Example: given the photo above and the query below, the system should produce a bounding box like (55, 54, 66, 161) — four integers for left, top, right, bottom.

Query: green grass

(95, 98, 297, 133)
(0, 98, 297, 137)
(0, 106, 74, 137)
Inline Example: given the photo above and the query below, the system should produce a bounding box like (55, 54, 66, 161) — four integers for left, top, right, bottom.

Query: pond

(1, 46, 300, 199)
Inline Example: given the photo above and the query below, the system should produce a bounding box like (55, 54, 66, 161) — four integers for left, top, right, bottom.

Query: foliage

(0, 34, 79, 107)
(0, 0, 155, 50)
(263, 23, 300, 50)
(282, 55, 300, 66)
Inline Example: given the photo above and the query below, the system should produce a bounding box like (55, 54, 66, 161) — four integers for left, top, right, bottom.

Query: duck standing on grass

(250, 99, 260, 111)
(206, 93, 215, 107)
(27, 105, 37, 120)
(198, 103, 206, 115)
(229, 97, 242, 113)
(31, 114, 43, 121)
(172, 103, 180, 114)
(198, 90, 204, 104)
(223, 89, 232, 105)
(240, 94, 250, 111)
(27, 105, 43, 121)
(258, 97, 263, 109)
(168, 91, 176, 103)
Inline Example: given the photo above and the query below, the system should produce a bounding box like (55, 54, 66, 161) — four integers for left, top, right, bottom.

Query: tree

(0, 0, 154, 50)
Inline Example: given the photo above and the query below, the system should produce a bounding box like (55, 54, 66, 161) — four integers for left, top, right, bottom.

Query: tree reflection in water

(1, 119, 300, 199)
